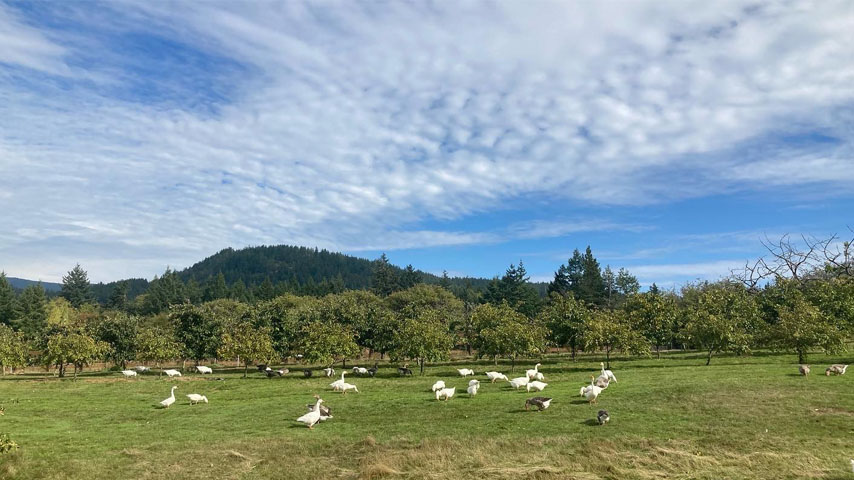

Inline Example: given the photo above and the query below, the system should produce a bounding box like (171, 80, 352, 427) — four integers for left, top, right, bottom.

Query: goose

(533, 372, 545, 381)
(485, 372, 508, 383)
(799, 365, 810, 376)
(594, 375, 610, 389)
(196, 366, 213, 374)
(599, 362, 617, 382)
(296, 397, 325, 429)
(159, 386, 178, 408)
(398, 364, 413, 376)
(580, 376, 603, 404)
(367, 363, 379, 377)
(186, 394, 208, 405)
(323, 367, 335, 378)
(467, 380, 480, 397)
(524, 397, 552, 411)
(338, 382, 359, 394)
(509, 376, 529, 389)
(525, 363, 542, 380)
(352, 366, 368, 375)
(825, 364, 849, 376)
(330, 372, 347, 390)
(597, 409, 610, 425)
(257, 364, 269, 372)
(431, 380, 446, 392)
(134, 366, 150, 373)
(163, 369, 182, 377)
(305, 401, 332, 419)
(266, 369, 286, 378)
(457, 368, 475, 377)
(120, 370, 137, 377)
(526, 381, 548, 392)
(303, 369, 313, 378)
(435, 387, 456, 401)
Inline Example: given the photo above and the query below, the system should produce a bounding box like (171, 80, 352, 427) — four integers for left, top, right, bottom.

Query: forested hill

(80, 245, 543, 304)
(8, 277, 61, 292)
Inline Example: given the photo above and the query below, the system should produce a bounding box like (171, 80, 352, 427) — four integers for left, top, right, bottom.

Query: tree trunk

(797, 349, 806, 364)
(59, 363, 65, 378)
(380, 352, 385, 360)
(706, 348, 713, 366)
(605, 348, 611, 370)
(571, 346, 577, 362)
(511, 356, 515, 372)
(493, 355, 498, 366)
(243, 362, 248, 378)
(656, 345, 661, 360)
(419, 358, 424, 375)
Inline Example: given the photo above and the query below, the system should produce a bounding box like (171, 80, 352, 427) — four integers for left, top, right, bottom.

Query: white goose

(457, 368, 475, 377)
(120, 370, 137, 377)
(467, 379, 480, 396)
(323, 367, 335, 377)
(431, 380, 446, 392)
(186, 394, 208, 405)
(435, 387, 456, 401)
(526, 381, 548, 392)
(509, 376, 530, 389)
(163, 369, 182, 377)
(599, 362, 617, 382)
(580, 376, 603, 404)
(338, 382, 359, 394)
(485, 372, 508, 383)
(196, 366, 213, 374)
(160, 386, 178, 408)
(352, 366, 368, 375)
(134, 366, 150, 373)
(329, 371, 347, 390)
(526, 363, 542, 380)
(296, 397, 325, 429)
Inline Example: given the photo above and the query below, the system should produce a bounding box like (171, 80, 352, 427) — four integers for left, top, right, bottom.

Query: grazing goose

(303, 369, 313, 378)
(825, 364, 849, 376)
(398, 364, 413, 376)
(296, 397, 325, 429)
(266, 369, 286, 378)
(323, 367, 335, 377)
(352, 366, 368, 375)
(580, 376, 603, 404)
(196, 366, 213, 374)
(431, 380, 446, 392)
(159, 386, 177, 408)
(338, 382, 359, 394)
(526, 381, 548, 392)
(457, 368, 475, 377)
(533, 372, 545, 381)
(524, 397, 552, 411)
(467, 380, 480, 397)
(120, 370, 137, 377)
(257, 364, 269, 372)
(799, 365, 810, 376)
(597, 409, 610, 425)
(509, 376, 530, 389)
(367, 363, 379, 377)
(485, 372, 508, 383)
(435, 387, 456, 401)
(134, 366, 150, 373)
(599, 362, 617, 382)
(594, 375, 611, 389)
(186, 394, 208, 405)
(526, 363, 542, 380)
(163, 369, 182, 377)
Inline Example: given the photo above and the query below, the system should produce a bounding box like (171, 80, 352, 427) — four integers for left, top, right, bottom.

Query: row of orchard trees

(1, 274, 851, 377)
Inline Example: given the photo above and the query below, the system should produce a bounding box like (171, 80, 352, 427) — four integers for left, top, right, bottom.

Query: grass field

(1, 352, 853, 480)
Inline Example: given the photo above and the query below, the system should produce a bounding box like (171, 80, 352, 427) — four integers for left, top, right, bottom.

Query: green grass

(1, 352, 853, 479)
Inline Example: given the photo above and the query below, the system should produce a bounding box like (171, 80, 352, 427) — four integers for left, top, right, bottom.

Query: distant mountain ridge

(10, 244, 548, 303)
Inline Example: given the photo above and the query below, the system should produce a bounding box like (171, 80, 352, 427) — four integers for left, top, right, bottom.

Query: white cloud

(1, 1, 853, 281)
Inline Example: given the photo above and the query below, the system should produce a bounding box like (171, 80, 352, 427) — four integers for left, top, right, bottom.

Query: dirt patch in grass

(811, 407, 854, 416)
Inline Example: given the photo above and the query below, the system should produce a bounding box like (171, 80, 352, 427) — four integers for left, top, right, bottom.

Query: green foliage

(203, 272, 229, 302)
(106, 281, 129, 310)
(15, 283, 47, 340)
(539, 292, 589, 359)
(582, 309, 650, 367)
(390, 310, 453, 374)
(0, 433, 18, 454)
(252, 294, 317, 357)
(92, 312, 139, 368)
(142, 268, 186, 314)
(0, 272, 17, 327)
(400, 264, 422, 290)
(473, 303, 547, 369)
(624, 292, 680, 357)
(42, 329, 108, 378)
(0, 324, 28, 373)
(680, 283, 759, 365)
(46, 298, 79, 328)
(218, 321, 275, 377)
(482, 261, 541, 317)
(135, 326, 181, 373)
(296, 321, 360, 368)
(60, 264, 95, 308)
(386, 284, 464, 327)
(170, 304, 222, 362)
(371, 253, 400, 297)
(616, 268, 640, 296)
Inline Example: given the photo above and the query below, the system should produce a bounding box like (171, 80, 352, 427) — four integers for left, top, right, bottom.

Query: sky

(0, 0, 853, 289)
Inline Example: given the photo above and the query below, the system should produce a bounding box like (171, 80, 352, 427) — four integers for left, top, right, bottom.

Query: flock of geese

(297, 361, 620, 429)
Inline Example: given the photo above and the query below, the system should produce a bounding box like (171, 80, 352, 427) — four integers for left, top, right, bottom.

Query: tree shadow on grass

(580, 419, 603, 427)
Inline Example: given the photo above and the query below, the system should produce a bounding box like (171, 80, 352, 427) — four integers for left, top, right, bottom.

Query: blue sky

(1, 1, 852, 288)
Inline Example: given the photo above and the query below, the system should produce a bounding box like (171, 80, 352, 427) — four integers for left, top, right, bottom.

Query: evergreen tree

(649, 283, 661, 295)
(255, 276, 276, 302)
(230, 278, 249, 302)
(400, 264, 422, 290)
(548, 250, 584, 296)
(603, 265, 616, 307)
(547, 264, 571, 296)
(184, 278, 202, 304)
(15, 283, 48, 340)
(143, 268, 186, 314)
(203, 272, 229, 301)
(616, 268, 640, 296)
(0, 272, 17, 327)
(482, 262, 541, 317)
(440, 270, 451, 290)
(578, 246, 605, 305)
(371, 253, 400, 297)
(106, 280, 129, 310)
(61, 264, 95, 308)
